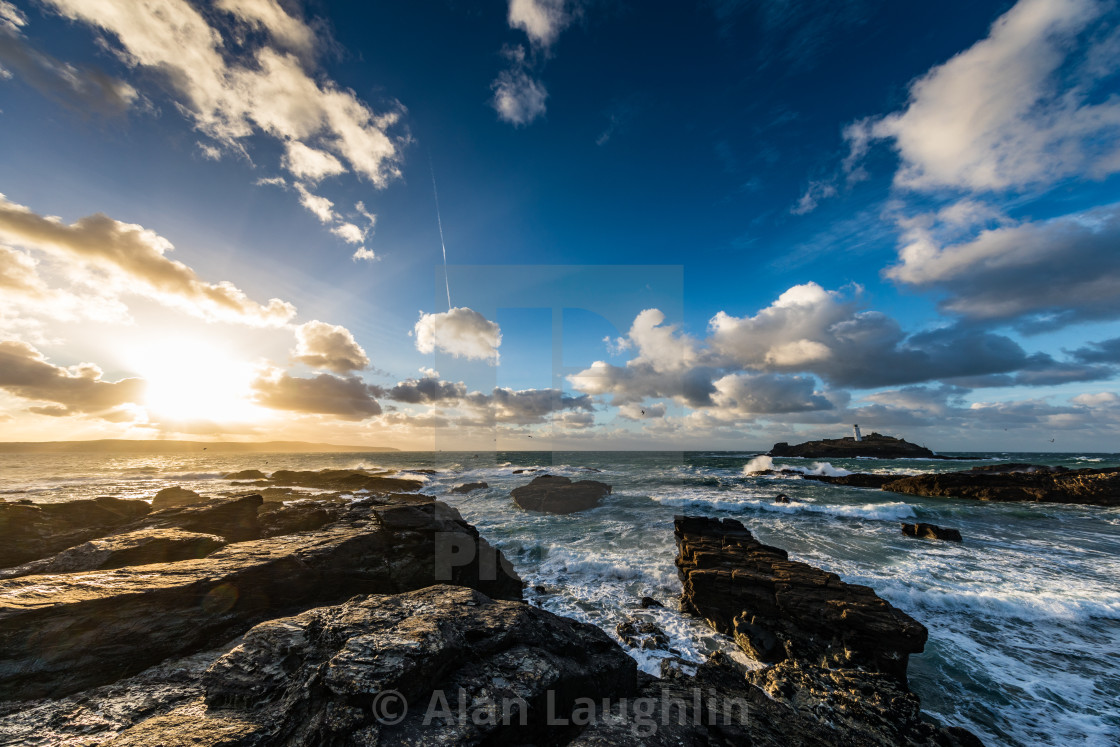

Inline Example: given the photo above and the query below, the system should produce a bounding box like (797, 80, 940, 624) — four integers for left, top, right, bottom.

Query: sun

(125, 337, 268, 424)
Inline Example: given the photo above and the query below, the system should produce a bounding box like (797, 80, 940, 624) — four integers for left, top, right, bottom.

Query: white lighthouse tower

(852, 424, 862, 442)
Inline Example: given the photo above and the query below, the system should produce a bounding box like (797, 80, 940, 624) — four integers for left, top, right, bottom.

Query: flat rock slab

(883, 465, 1120, 506)
(901, 522, 963, 542)
(674, 515, 927, 680)
(0, 498, 521, 701)
(131, 494, 263, 542)
(511, 475, 612, 514)
(0, 497, 151, 568)
(151, 487, 208, 510)
(0, 528, 227, 579)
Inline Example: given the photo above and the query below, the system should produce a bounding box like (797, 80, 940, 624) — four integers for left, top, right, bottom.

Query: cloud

(711, 372, 835, 415)
(292, 320, 369, 373)
(490, 51, 548, 127)
(351, 247, 378, 262)
(42, 0, 406, 229)
(385, 375, 467, 404)
(464, 387, 593, 425)
(508, 0, 573, 48)
(0, 194, 295, 326)
(849, 0, 1120, 192)
(294, 183, 335, 224)
(887, 201, 1120, 329)
(251, 369, 381, 419)
(0, 340, 146, 418)
(0, 10, 138, 116)
(414, 307, 502, 362)
(1069, 337, 1120, 363)
(330, 222, 365, 244)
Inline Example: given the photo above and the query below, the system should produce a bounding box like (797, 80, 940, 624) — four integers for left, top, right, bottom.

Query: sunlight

(124, 337, 267, 424)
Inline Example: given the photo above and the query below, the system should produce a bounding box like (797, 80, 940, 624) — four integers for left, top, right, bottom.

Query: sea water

(1, 449, 1117, 746)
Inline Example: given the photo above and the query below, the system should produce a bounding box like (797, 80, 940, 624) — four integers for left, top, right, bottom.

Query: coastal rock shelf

(807, 463, 1120, 506)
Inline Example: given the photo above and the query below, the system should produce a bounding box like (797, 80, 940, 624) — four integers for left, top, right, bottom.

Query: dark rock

(674, 515, 927, 680)
(774, 493, 791, 503)
(256, 501, 346, 538)
(0, 528, 226, 579)
(802, 473, 899, 488)
(140, 586, 638, 746)
(450, 481, 488, 494)
(222, 469, 267, 480)
(511, 474, 612, 514)
(769, 433, 967, 460)
(639, 595, 663, 608)
(0, 497, 151, 568)
(265, 469, 423, 493)
(512, 468, 540, 474)
(0, 497, 521, 700)
(135, 494, 263, 542)
(615, 617, 670, 650)
(883, 465, 1120, 506)
(901, 522, 963, 542)
(152, 486, 208, 510)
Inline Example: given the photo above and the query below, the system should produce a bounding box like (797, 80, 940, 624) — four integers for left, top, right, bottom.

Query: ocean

(2, 449, 1118, 746)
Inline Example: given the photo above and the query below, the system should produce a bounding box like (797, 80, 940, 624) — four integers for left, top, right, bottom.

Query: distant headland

(768, 426, 970, 460)
(0, 440, 398, 454)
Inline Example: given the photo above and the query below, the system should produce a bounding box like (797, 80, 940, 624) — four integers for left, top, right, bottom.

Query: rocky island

(769, 429, 968, 459)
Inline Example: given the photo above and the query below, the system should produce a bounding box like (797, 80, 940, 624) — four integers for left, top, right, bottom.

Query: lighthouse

(853, 424, 862, 442)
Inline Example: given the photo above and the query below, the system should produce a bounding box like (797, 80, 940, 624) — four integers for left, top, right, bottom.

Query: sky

(0, 0, 1118, 451)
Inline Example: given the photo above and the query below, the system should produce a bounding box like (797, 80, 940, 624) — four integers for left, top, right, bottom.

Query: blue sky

(0, 0, 1118, 450)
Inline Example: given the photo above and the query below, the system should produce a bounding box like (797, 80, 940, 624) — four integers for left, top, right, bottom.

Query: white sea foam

(741, 455, 851, 477)
(648, 489, 916, 521)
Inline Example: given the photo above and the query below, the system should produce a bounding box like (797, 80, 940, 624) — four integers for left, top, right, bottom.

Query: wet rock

(0, 497, 151, 569)
(222, 469, 267, 480)
(674, 515, 927, 680)
(152, 486, 208, 510)
(265, 469, 424, 493)
(639, 595, 663, 609)
(134, 494, 263, 542)
(774, 493, 791, 503)
(802, 473, 899, 488)
(511, 475, 612, 514)
(615, 617, 669, 650)
(256, 501, 346, 538)
(902, 522, 963, 542)
(129, 586, 638, 746)
(450, 481, 488, 494)
(883, 465, 1120, 506)
(0, 497, 521, 700)
(769, 433, 947, 459)
(512, 468, 540, 474)
(0, 528, 226, 579)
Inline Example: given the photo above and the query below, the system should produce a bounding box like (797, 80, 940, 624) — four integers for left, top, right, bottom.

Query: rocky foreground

(806, 463, 1120, 506)
(0, 470, 980, 744)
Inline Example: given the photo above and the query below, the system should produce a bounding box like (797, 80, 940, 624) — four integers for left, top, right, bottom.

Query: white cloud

(294, 183, 335, 224)
(330, 222, 365, 244)
(490, 64, 548, 126)
(351, 247, 378, 262)
(0, 194, 295, 327)
(292, 320, 369, 373)
(0, 1, 26, 33)
(414, 307, 502, 363)
(0, 340, 146, 419)
(508, 0, 572, 48)
(851, 0, 1120, 192)
(282, 141, 346, 182)
(43, 0, 405, 186)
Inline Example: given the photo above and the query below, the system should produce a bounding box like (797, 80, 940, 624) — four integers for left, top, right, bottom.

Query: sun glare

(126, 338, 267, 424)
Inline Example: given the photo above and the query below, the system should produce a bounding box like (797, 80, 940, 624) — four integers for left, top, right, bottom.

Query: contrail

(429, 156, 452, 310)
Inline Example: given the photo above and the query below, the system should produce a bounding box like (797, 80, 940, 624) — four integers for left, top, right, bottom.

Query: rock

(639, 595, 663, 608)
(450, 481, 488, 494)
(511, 475, 612, 514)
(152, 486, 208, 510)
(0, 497, 522, 700)
(774, 493, 791, 503)
(512, 468, 540, 474)
(674, 515, 927, 680)
(883, 465, 1120, 506)
(769, 433, 970, 460)
(0, 528, 226, 579)
(221, 470, 267, 480)
(615, 617, 670, 650)
(901, 522, 963, 542)
(135, 494, 263, 542)
(265, 469, 424, 493)
(802, 473, 899, 488)
(0, 497, 151, 568)
(256, 501, 346, 538)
